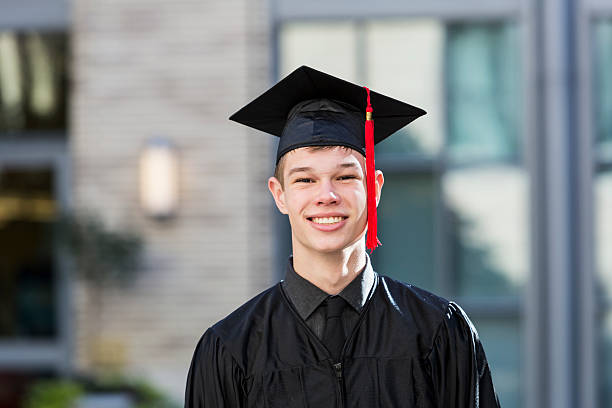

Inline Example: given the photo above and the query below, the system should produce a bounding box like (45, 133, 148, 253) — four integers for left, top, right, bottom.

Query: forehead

(282, 146, 365, 172)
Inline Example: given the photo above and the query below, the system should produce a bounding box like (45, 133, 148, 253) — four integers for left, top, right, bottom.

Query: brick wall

(70, 0, 273, 401)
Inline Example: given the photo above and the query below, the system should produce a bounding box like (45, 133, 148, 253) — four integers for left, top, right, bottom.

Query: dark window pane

(0, 31, 68, 136)
(446, 23, 520, 163)
(0, 167, 57, 338)
(371, 172, 436, 292)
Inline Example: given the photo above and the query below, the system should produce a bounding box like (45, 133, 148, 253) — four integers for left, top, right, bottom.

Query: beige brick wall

(70, 0, 273, 401)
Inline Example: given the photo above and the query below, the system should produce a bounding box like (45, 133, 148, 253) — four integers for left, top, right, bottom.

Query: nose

(316, 180, 340, 205)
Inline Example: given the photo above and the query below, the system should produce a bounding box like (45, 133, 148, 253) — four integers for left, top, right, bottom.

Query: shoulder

(376, 275, 481, 354)
(377, 275, 450, 317)
(375, 275, 457, 339)
(211, 283, 282, 339)
(194, 284, 284, 367)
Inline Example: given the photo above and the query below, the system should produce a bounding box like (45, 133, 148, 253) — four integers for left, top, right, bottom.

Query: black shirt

(281, 256, 376, 340)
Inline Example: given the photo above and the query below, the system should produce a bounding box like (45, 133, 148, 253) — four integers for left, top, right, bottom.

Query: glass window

(0, 167, 57, 339)
(371, 173, 437, 291)
(472, 317, 522, 408)
(595, 170, 612, 299)
(446, 23, 521, 163)
(600, 310, 612, 406)
(279, 21, 358, 82)
(365, 19, 445, 157)
(0, 31, 68, 135)
(443, 165, 528, 298)
(594, 20, 612, 160)
(593, 18, 612, 408)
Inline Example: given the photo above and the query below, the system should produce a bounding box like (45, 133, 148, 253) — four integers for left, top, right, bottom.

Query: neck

(292, 241, 367, 295)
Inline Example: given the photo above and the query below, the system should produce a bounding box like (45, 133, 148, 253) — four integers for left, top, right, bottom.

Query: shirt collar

(282, 254, 376, 320)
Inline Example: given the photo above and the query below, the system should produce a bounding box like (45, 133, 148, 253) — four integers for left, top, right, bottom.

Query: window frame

(0, 0, 71, 375)
(0, 139, 73, 373)
(0, 0, 68, 30)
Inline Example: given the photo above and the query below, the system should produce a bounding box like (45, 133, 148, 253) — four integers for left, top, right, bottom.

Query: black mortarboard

(229, 65, 426, 164)
(229, 65, 426, 251)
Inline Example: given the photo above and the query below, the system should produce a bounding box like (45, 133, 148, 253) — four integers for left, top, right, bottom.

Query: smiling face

(268, 146, 384, 256)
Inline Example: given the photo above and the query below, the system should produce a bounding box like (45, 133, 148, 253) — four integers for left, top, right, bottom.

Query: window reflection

(0, 31, 67, 135)
(600, 311, 612, 406)
(595, 171, 612, 299)
(279, 21, 357, 82)
(371, 173, 436, 291)
(447, 23, 520, 163)
(365, 20, 444, 156)
(443, 165, 528, 297)
(594, 20, 612, 158)
(0, 33, 24, 130)
(594, 19, 612, 408)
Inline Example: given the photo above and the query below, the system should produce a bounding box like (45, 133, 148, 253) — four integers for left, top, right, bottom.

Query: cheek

(345, 186, 367, 210)
(283, 190, 310, 215)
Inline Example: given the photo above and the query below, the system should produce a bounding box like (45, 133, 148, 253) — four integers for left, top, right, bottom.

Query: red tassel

(364, 87, 381, 251)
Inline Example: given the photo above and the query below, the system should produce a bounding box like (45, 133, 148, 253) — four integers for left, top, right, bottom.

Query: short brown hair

(273, 145, 355, 187)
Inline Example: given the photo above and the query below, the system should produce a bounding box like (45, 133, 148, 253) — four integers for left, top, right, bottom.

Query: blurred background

(0, 0, 610, 407)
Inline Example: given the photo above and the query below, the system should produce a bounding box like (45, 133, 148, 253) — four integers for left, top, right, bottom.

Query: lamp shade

(139, 138, 178, 219)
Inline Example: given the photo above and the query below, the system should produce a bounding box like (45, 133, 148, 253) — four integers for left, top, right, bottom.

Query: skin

(268, 146, 384, 295)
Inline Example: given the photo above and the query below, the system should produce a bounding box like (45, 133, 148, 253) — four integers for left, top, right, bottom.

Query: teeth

(311, 216, 344, 224)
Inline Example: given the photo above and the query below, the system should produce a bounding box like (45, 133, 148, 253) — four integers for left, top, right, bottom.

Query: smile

(309, 216, 347, 224)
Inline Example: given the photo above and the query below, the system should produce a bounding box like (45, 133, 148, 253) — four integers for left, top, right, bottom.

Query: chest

(241, 301, 435, 408)
(244, 356, 435, 408)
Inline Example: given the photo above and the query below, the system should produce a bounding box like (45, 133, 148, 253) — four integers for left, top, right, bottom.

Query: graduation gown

(185, 275, 500, 407)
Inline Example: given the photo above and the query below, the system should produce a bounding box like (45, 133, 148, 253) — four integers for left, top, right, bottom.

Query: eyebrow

(287, 162, 359, 177)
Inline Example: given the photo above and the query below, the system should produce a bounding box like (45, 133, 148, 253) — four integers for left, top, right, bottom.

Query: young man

(185, 66, 500, 407)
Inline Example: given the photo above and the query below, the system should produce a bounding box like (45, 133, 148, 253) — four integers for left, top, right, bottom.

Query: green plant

(50, 212, 145, 373)
(24, 375, 181, 408)
(24, 379, 83, 408)
(53, 212, 143, 286)
(93, 374, 180, 408)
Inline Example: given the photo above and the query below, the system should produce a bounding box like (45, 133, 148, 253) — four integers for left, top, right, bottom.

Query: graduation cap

(229, 65, 426, 251)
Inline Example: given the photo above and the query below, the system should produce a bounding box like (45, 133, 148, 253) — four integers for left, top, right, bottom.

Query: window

(0, 30, 68, 343)
(0, 168, 57, 339)
(0, 27, 70, 406)
(593, 17, 612, 408)
(0, 31, 68, 136)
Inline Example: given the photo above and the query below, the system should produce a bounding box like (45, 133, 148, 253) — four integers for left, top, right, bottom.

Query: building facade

(1, 0, 612, 407)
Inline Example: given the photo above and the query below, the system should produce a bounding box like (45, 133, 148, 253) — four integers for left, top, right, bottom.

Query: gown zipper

(333, 362, 344, 408)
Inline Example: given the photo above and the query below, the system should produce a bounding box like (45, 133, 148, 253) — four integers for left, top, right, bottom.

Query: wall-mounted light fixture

(139, 138, 178, 220)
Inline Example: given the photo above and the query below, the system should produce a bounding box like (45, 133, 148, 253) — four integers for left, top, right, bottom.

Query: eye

(338, 175, 358, 181)
(294, 178, 314, 183)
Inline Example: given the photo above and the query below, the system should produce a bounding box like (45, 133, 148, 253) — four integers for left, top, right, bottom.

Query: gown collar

(282, 254, 376, 320)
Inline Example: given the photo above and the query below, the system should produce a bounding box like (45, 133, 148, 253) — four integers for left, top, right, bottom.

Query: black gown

(185, 274, 500, 407)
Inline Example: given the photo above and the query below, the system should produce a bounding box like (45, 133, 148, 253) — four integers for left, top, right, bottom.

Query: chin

(312, 244, 349, 254)
(309, 235, 365, 254)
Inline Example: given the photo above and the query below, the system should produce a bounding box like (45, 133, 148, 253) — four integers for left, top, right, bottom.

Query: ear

(374, 170, 384, 207)
(268, 176, 288, 214)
